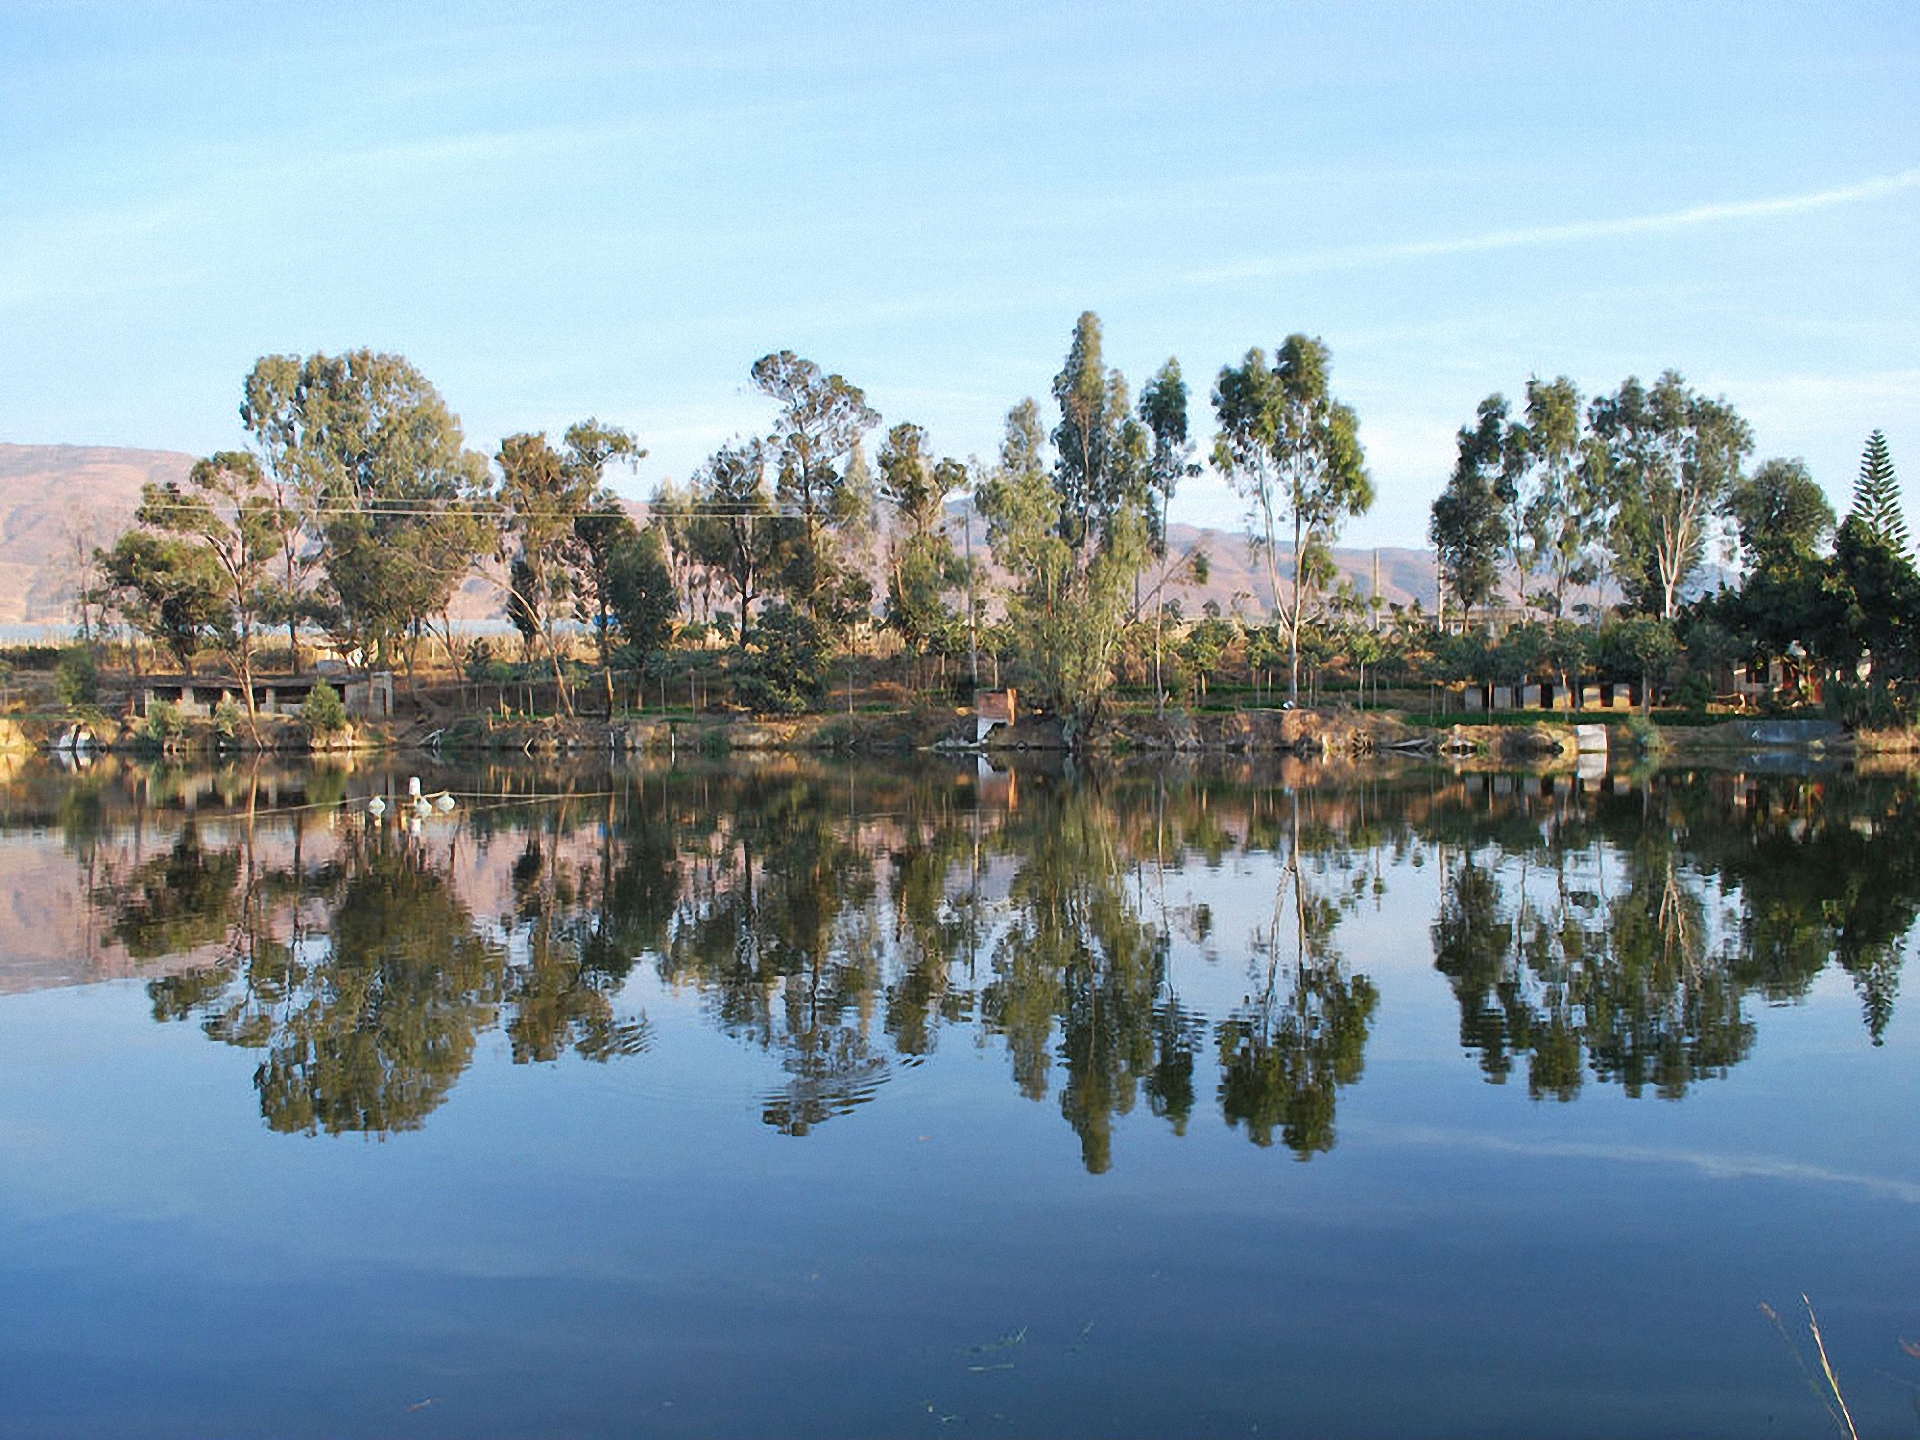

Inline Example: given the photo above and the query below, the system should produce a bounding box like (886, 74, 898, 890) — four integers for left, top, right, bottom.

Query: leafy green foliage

(495, 420, 644, 712)
(1597, 617, 1682, 710)
(1050, 312, 1148, 562)
(1591, 371, 1752, 619)
(735, 603, 827, 714)
(752, 350, 880, 621)
(1212, 335, 1371, 699)
(1728, 457, 1834, 574)
(99, 530, 227, 672)
(877, 422, 968, 657)
(1430, 395, 1514, 618)
(141, 698, 186, 744)
(687, 439, 792, 637)
(55, 647, 98, 709)
(303, 680, 347, 736)
(977, 318, 1155, 734)
(1514, 377, 1605, 616)
(606, 527, 679, 661)
(241, 349, 491, 670)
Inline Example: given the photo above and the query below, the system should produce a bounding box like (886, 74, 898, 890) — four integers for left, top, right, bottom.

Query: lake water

(0, 751, 1915, 1438)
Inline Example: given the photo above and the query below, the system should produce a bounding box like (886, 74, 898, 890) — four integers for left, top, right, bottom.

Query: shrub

(464, 638, 503, 684)
(55, 648, 98, 709)
(735, 604, 827, 715)
(1620, 713, 1665, 753)
(1672, 671, 1713, 715)
(212, 697, 244, 738)
(303, 681, 348, 736)
(142, 699, 186, 744)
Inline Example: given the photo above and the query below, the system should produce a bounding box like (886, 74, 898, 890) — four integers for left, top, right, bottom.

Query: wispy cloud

(1373, 1122, 1920, 1204)
(1185, 168, 1920, 284)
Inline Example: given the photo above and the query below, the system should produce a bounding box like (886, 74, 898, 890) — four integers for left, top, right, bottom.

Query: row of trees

(91, 315, 1383, 728)
(1428, 365, 1912, 718)
(90, 322, 1906, 727)
(1429, 370, 1756, 625)
(97, 353, 680, 734)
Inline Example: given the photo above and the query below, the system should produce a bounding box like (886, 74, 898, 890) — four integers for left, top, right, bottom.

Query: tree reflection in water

(982, 776, 1172, 1173)
(62, 757, 1913, 1160)
(1430, 768, 1920, 1100)
(1218, 793, 1378, 1156)
(140, 782, 655, 1135)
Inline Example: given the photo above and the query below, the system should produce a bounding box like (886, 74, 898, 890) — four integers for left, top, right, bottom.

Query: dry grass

(1762, 1295, 1859, 1440)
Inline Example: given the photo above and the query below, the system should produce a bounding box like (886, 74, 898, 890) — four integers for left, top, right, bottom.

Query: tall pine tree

(1850, 429, 1907, 551)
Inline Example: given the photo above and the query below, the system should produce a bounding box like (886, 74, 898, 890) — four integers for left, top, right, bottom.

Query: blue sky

(2, 0, 1915, 547)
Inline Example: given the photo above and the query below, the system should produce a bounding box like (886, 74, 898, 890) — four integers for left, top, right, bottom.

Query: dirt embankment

(437, 706, 962, 756)
(962, 707, 1429, 756)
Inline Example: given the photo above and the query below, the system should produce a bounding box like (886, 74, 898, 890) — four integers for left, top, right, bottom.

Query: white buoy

(408, 776, 423, 798)
(434, 793, 457, 813)
(367, 795, 387, 818)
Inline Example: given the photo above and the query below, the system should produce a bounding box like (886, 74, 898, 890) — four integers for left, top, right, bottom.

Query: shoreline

(15, 703, 1918, 765)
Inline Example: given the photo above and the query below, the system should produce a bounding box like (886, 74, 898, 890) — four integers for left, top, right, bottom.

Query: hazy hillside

(0, 443, 1441, 632)
(0, 443, 507, 628)
(0, 444, 187, 624)
(942, 512, 1440, 617)
(1157, 520, 1437, 615)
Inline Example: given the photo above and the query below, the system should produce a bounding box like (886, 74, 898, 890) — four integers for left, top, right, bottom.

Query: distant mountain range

(0, 443, 1443, 631)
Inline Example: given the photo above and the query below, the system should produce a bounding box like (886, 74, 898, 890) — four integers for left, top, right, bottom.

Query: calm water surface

(0, 752, 1916, 1438)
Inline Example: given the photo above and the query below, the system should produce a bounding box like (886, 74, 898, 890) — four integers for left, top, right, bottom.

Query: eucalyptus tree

(1590, 371, 1752, 621)
(977, 398, 1069, 613)
(1139, 358, 1201, 714)
(688, 438, 785, 639)
(1433, 377, 1602, 623)
(239, 356, 326, 664)
(495, 432, 589, 709)
(1212, 335, 1372, 702)
(134, 450, 284, 735)
(493, 420, 646, 713)
(645, 479, 718, 625)
(977, 317, 1152, 735)
(751, 350, 880, 620)
(604, 528, 679, 674)
(234, 350, 491, 676)
(562, 423, 644, 707)
(1726, 457, 1834, 576)
(98, 529, 226, 677)
(1051, 312, 1148, 570)
(876, 422, 968, 679)
(570, 493, 639, 710)
(1515, 377, 1606, 616)
(1429, 396, 1514, 626)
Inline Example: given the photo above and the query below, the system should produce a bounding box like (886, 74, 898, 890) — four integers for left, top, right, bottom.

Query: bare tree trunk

(545, 619, 574, 717)
(1287, 511, 1305, 704)
(238, 626, 261, 747)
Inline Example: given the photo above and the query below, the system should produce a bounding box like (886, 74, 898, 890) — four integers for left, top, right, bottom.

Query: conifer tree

(1851, 429, 1908, 552)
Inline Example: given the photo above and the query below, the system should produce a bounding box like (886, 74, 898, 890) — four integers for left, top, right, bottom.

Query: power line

(131, 499, 821, 521)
